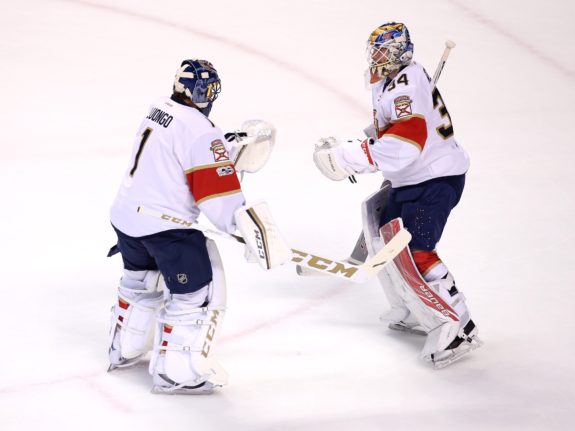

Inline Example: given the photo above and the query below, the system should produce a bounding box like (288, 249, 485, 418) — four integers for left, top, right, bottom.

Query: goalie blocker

(234, 201, 292, 270)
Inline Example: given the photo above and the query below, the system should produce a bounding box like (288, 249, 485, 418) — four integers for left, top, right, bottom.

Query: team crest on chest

(210, 139, 229, 162)
(394, 95, 413, 118)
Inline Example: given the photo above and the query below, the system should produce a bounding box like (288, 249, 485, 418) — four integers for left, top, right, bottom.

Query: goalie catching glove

(313, 137, 377, 181)
(234, 201, 292, 270)
(225, 120, 275, 173)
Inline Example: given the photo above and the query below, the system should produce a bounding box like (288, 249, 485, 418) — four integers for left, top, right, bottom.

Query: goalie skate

(430, 320, 483, 369)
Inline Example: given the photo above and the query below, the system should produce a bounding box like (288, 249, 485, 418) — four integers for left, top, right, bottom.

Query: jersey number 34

(432, 88, 454, 140)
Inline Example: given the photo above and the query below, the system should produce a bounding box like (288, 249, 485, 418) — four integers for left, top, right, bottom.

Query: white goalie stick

(432, 40, 456, 90)
(137, 206, 411, 284)
(298, 40, 457, 277)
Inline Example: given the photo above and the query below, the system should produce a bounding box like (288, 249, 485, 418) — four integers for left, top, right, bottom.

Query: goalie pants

(110, 225, 213, 294)
(379, 174, 465, 252)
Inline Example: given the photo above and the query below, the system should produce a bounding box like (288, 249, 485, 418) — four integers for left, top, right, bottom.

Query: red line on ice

(61, 0, 366, 115)
(447, 0, 575, 81)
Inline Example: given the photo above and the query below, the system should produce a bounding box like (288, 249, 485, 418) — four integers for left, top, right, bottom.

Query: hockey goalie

(107, 59, 290, 394)
(312, 22, 482, 368)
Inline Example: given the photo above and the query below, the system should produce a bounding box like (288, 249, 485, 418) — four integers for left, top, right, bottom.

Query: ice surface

(1, 1, 574, 430)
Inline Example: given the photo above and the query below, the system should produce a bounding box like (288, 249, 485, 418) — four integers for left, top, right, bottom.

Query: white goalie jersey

(340, 62, 470, 187)
(110, 96, 245, 237)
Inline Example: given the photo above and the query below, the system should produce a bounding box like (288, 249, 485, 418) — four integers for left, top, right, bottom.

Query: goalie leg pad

(378, 219, 476, 350)
(379, 222, 482, 366)
(375, 249, 428, 336)
(361, 188, 419, 332)
(108, 270, 164, 370)
(149, 239, 228, 394)
(234, 201, 292, 270)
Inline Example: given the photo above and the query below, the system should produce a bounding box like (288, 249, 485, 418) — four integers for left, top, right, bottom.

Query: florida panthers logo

(394, 95, 413, 118)
(210, 139, 229, 162)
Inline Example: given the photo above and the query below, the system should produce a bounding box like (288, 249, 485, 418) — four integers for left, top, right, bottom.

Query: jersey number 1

(129, 128, 153, 177)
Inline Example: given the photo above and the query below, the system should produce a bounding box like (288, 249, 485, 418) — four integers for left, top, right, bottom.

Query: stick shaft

(137, 206, 409, 283)
(432, 40, 456, 88)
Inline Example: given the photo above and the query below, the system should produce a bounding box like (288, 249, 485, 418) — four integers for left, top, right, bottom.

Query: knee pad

(108, 270, 164, 368)
(149, 239, 228, 394)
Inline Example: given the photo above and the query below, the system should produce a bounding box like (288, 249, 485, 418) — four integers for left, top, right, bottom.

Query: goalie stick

(296, 179, 388, 277)
(432, 40, 456, 90)
(298, 40, 457, 276)
(137, 206, 410, 284)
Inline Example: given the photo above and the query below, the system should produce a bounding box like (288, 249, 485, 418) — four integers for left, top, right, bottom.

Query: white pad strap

(234, 201, 292, 270)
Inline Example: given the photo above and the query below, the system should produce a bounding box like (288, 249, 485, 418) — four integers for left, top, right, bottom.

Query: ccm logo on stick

(291, 250, 358, 278)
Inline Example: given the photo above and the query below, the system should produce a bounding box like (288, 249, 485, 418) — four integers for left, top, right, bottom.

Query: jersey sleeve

(181, 128, 245, 234)
(369, 74, 429, 174)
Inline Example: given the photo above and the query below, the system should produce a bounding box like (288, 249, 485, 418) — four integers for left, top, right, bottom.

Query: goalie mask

(173, 59, 221, 116)
(367, 22, 414, 83)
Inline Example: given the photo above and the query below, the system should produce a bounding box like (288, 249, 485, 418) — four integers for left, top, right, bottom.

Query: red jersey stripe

(377, 124, 392, 138)
(382, 115, 427, 150)
(186, 162, 242, 204)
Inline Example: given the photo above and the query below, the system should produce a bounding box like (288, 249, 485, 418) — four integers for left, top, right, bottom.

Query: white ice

(1, 0, 574, 430)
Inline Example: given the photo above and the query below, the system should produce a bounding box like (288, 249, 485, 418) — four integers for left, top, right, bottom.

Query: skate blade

(433, 337, 483, 370)
(107, 361, 140, 372)
(107, 353, 145, 372)
(388, 322, 427, 336)
(151, 383, 216, 395)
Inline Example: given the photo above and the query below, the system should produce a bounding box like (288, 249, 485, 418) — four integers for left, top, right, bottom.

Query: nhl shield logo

(177, 273, 188, 284)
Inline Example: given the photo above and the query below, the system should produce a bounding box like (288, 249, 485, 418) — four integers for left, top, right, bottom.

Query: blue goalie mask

(173, 59, 221, 116)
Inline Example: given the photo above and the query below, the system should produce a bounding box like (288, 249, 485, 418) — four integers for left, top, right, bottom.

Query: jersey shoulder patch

(209, 139, 229, 162)
(393, 95, 413, 119)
